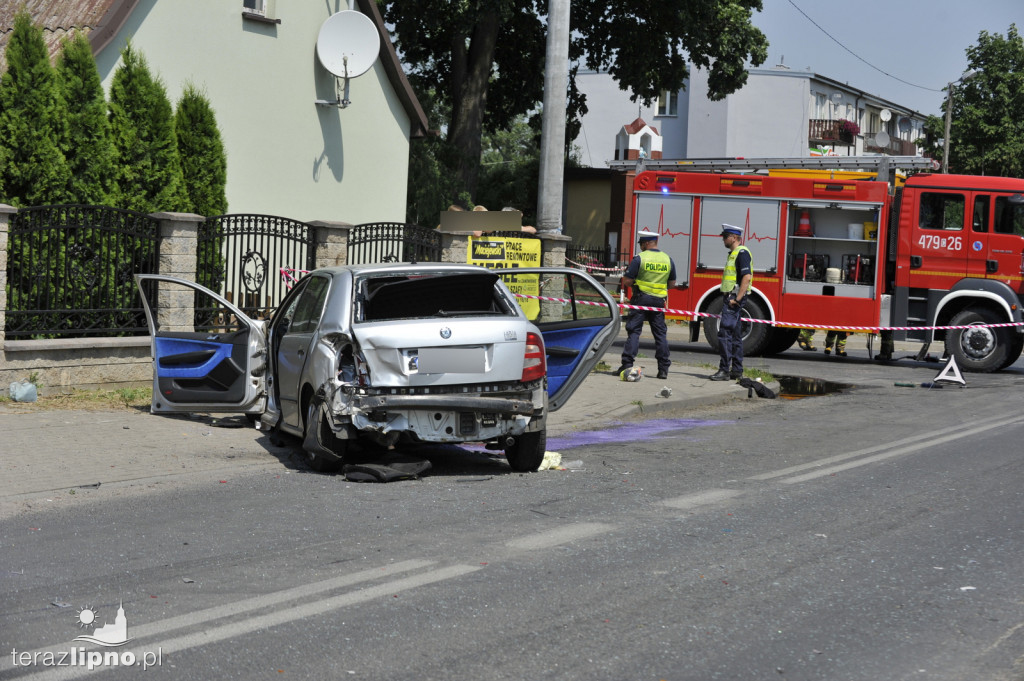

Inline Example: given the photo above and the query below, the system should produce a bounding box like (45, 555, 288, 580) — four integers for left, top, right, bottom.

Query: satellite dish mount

(314, 10, 380, 109)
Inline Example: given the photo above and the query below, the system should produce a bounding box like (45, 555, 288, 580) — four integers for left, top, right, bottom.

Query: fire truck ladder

(607, 156, 936, 173)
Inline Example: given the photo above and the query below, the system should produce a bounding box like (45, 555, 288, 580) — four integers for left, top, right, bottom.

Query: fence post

(309, 220, 352, 269)
(538, 232, 570, 267)
(439, 231, 472, 263)
(151, 212, 204, 333)
(0, 204, 14, 351)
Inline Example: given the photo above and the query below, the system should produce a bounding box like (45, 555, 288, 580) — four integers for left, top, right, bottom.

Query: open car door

(135, 274, 267, 416)
(494, 267, 620, 411)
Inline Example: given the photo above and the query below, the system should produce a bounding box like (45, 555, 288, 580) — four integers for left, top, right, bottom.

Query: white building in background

(573, 65, 929, 167)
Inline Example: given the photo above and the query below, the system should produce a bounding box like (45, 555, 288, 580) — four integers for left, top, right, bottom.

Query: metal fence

(347, 222, 441, 265)
(197, 214, 317, 326)
(565, 244, 632, 273)
(5, 205, 159, 339)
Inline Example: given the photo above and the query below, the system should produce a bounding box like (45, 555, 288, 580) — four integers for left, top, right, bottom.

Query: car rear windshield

(356, 272, 516, 322)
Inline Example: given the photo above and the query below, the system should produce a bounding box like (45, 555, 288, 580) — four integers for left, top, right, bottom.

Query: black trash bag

(342, 452, 432, 483)
(738, 376, 776, 399)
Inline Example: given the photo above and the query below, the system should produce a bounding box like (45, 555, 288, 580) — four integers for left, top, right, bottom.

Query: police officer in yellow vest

(711, 224, 753, 381)
(615, 230, 677, 379)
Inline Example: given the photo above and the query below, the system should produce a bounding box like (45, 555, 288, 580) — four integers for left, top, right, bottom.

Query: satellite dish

(898, 116, 912, 134)
(879, 108, 892, 122)
(316, 10, 379, 78)
(875, 130, 891, 147)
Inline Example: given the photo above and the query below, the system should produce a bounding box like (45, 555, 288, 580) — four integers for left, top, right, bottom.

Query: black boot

(710, 369, 731, 381)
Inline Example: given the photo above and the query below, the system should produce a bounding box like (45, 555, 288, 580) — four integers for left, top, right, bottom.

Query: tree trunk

(448, 6, 501, 203)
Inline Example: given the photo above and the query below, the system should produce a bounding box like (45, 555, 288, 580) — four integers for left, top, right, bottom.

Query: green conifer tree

(108, 42, 187, 213)
(0, 11, 72, 206)
(175, 83, 227, 216)
(55, 30, 117, 205)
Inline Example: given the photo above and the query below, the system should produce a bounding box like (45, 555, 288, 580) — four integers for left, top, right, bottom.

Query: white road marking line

(505, 522, 614, 550)
(780, 415, 1024, 484)
(659, 488, 742, 510)
(14, 564, 481, 681)
(2, 559, 432, 676)
(748, 412, 1017, 481)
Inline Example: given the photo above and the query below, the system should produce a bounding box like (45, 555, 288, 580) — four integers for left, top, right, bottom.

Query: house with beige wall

(0, 0, 428, 224)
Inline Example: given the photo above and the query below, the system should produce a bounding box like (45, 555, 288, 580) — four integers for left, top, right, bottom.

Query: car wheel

(303, 397, 346, 473)
(944, 308, 1010, 373)
(504, 430, 547, 472)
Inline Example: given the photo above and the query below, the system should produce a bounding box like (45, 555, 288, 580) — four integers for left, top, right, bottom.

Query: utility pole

(536, 0, 570, 233)
(942, 69, 978, 174)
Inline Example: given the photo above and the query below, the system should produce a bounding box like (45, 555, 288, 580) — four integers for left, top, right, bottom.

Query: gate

(5, 205, 159, 338)
(197, 214, 316, 326)
(347, 222, 441, 265)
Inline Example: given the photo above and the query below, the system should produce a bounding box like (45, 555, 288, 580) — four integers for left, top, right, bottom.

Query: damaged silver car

(135, 264, 620, 473)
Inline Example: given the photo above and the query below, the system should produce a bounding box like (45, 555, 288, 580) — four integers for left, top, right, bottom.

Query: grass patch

(0, 387, 153, 412)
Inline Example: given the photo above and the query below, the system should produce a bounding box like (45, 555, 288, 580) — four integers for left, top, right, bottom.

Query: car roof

(314, 262, 494, 278)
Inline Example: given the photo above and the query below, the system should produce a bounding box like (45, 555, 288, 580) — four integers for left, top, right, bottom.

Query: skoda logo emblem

(439, 327, 452, 339)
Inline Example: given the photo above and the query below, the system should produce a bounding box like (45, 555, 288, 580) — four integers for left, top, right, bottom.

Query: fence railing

(347, 222, 440, 264)
(565, 244, 632, 272)
(5, 205, 159, 339)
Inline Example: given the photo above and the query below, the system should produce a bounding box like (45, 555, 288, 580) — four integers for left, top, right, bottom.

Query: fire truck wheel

(764, 327, 800, 356)
(944, 308, 1011, 373)
(1000, 334, 1024, 370)
(702, 296, 771, 357)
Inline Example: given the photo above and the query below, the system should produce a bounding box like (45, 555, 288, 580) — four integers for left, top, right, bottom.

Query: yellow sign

(468, 236, 541, 319)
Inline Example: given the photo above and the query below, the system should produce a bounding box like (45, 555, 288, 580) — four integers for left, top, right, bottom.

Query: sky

(750, 0, 1021, 117)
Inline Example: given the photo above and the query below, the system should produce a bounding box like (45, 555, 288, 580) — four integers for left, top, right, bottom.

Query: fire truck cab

(618, 157, 1024, 372)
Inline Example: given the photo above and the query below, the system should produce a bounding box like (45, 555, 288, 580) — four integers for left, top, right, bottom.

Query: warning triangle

(933, 355, 966, 386)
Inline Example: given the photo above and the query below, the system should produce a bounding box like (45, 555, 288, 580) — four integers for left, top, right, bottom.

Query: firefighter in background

(615, 230, 677, 380)
(797, 328, 817, 351)
(711, 224, 753, 381)
(824, 330, 848, 357)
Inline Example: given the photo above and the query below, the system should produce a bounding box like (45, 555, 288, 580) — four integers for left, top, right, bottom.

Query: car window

(357, 272, 514, 322)
(499, 272, 613, 324)
(288, 276, 330, 333)
(919, 192, 965, 231)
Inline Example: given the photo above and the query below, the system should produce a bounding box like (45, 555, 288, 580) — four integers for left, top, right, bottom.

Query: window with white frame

(656, 90, 678, 117)
(243, 0, 265, 15)
(242, 0, 279, 23)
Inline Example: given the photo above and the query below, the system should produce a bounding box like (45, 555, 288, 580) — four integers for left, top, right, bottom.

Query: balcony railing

(808, 119, 854, 144)
(863, 134, 918, 156)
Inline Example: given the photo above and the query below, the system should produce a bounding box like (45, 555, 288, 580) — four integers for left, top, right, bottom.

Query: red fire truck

(615, 157, 1024, 372)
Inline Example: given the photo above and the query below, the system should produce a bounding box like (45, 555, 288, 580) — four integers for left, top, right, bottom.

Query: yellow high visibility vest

(721, 245, 753, 293)
(635, 250, 672, 297)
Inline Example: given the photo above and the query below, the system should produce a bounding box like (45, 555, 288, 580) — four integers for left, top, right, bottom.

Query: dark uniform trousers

(622, 292, 671, 372)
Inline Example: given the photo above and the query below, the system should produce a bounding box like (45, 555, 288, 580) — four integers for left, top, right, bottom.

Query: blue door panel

(155, 337, 234, 378)
(542, 326, 602, 396)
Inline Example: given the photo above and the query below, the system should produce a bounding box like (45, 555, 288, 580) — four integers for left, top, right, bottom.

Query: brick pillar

(440, 231, 472, 263)
(309, 220, 352, 269)
(151, 212, 204, 333)
(0, 204, 14, 351)
(538, 232, 570, 267)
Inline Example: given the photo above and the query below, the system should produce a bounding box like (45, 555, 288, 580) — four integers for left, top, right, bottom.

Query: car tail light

(521, 332, 546, 382)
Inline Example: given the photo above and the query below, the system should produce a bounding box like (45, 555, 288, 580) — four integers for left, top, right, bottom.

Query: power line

(786, 0, 943, 93)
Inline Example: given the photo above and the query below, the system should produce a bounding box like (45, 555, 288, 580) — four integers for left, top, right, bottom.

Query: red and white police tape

(281, 268, 1022, 333)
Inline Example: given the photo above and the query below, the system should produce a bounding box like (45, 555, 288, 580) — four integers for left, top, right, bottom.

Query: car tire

(944, 308, 1010, 373)
(304, 398, 346, 473)
(505, 429, 547, 472)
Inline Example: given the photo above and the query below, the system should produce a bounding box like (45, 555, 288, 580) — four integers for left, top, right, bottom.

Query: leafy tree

(0, 11, 71, 206)
(381, 0, 768, 201)
(175, 83, 227, 217)
(108, 42, 188, 213)
(405, 88, 472, 225)
(947, 24, 1024, 177)
(476, 117, 542, 225)
(175, 83, 228, 291)
(55, 30, 117, 205)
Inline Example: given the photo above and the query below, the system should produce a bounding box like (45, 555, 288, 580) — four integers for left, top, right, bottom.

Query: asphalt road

(3, 339, 1024, 680)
